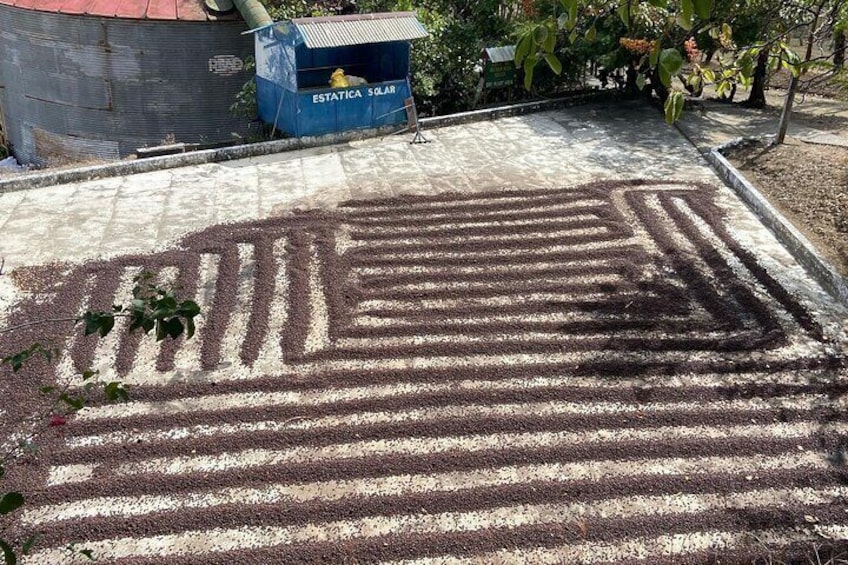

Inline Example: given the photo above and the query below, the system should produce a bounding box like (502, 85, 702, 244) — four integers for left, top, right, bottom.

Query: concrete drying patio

(0, 100, 847, 564)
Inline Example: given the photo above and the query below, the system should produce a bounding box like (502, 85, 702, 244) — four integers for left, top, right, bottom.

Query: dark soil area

(729, 141, 848, 277)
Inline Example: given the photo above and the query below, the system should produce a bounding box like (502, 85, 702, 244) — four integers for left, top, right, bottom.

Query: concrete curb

(0, 90, 614, 194)
(419, 90, 618, 129)
(708, 137, 848, 306)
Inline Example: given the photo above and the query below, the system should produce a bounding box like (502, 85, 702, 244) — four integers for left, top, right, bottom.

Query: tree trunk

(649, 66, 669, 103)
(776, 0, 825, 145)
(835, 29, 846, 67)
(775, 74, 799, 145)
(625, 62, 640, 97)
(745, 49, 770, 108)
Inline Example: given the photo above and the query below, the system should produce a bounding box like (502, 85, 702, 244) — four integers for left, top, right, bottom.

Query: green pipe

(232, 0, 272, 29)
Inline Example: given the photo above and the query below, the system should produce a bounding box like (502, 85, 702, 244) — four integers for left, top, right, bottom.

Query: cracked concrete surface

(0, 101, 721, 270)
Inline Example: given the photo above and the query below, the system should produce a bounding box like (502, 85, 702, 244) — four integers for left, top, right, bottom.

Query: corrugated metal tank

(0, 3, 254, 165)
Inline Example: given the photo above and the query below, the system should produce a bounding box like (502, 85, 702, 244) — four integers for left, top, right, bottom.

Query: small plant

(0, 268, 201, 564)
(230, 56, 257, 120)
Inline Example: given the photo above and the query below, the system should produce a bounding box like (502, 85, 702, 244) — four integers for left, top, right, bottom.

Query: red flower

(48, 415, 67, 427)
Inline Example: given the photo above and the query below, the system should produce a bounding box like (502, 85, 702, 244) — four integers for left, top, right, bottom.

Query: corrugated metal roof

(0, 0, 238, 21)
(291, 12, 427, 49)
(484, 45, 516, 64)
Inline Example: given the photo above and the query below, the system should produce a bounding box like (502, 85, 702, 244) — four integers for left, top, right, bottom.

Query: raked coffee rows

(3, 180, 847, 564)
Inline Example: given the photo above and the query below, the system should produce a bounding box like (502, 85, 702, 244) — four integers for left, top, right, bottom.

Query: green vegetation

(0, 271, 201, 564)
(242, 0, 845, 131)
(515, 0, 847, 131)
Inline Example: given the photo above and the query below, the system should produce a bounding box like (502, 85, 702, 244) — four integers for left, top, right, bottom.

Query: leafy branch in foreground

(0, 269, 201, 564)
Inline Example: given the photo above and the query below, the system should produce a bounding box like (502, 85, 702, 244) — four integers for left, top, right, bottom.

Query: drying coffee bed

(2, 179, 847, 564)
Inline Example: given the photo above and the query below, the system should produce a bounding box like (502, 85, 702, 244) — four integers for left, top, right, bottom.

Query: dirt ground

(728, 140, 848, 278)
(725, 67, 848, 279)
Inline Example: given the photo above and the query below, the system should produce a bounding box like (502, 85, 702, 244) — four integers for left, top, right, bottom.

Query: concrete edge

(419, 90, 618, 129)
(0, 90, 614, 194)
(708, 137, 848, 306)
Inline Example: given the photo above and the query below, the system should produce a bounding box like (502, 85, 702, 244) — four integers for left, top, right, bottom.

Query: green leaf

(0, 539, 16, 565)
(658, 48, 684, 88)
(664, 90, 685, 124)
(164, 318, 184, 340)
(82, 369, 98, 381)
(185, 317, 196, 340)
(523, 55, 537, 90)
(559, 0, 578, 28)
(533, 25, 548, 46)
(782, 46, 800, 65)
(543, 21, 556, 52)
(515, 32, 533, 66)
(59, 393, 85, 410)
(636, 73, 647, 90)
(646, 0, 667, 6)
(151, 296, 178, 319)
(0, 465, 4, 480)
(82, 312, 114, 337)
(701, 67, 716, 82)
(568, 29, 578, 44)
(0, 492, 24, 515)
(155, 319, 167, 341)
(783, 59, 801, 78)
(21, 535, 38, 555)
(693, 0, 712, 20)
(104, 382, 129, 403)
(689, 74, 702, 91)
(585, 25, 596, 42)
(79, 548, 95, 561)
(543, 53, 562, 75)
(178, 300, 200, 317)
(40, 386, 56, 394)
(649, 41, 661, 67)
(677, 0, 694, 30)
(617, 0, 630, 27)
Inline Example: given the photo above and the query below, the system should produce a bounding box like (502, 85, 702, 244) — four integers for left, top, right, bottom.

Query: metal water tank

(0, 0, 254, 165)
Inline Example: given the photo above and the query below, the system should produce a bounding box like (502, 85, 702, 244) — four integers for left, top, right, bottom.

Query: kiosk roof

(290, 11, 427, 49)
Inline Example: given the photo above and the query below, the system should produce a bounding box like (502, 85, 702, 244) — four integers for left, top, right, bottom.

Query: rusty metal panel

(0, 4, 254, 164)
(292, 12, 427, 49)
(0, 0, 240, 21)
(145, 0, 177, 20)
(32, 126, 120, 164)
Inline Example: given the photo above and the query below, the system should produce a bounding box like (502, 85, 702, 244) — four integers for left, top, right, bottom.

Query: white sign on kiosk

(312, 84, 397, 104)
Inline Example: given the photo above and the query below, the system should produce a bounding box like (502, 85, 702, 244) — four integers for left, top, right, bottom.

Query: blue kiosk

(252, 12, 428, 137)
